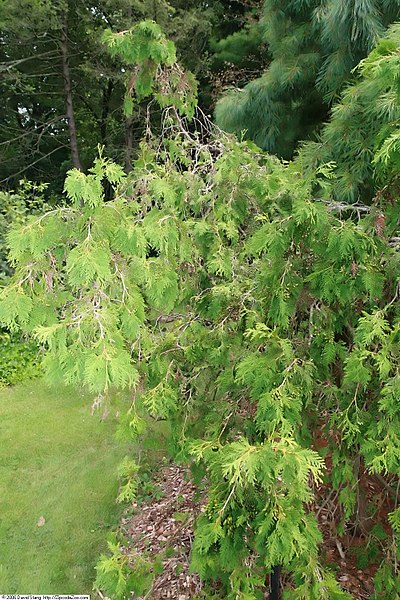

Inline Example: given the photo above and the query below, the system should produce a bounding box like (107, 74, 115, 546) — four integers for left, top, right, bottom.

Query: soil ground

(118, 462, 389, 598)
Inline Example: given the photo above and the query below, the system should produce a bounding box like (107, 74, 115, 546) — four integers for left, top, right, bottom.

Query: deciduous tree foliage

(1, 20, 400, 599)
(0, 182, 49, 281)
(0, 0, 258, 190)
(215, 0, 400, 158)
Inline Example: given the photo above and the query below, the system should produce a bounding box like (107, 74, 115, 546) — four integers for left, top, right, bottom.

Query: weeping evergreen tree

(2, 18, 400, 600)
(215, 0, 400, 158)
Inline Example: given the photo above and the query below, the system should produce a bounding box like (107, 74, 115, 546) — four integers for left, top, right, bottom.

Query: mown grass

(0, 380, 135, 594)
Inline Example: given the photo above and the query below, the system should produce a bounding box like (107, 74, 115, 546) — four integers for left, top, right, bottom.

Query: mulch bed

(118, 462, 390, 599)
(121, 465, 206, 599)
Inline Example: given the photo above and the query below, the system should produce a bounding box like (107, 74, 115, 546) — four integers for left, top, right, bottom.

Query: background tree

(215, 0, 400, 158)
(298, 22, 400, 203)
(0, 0, 260, 191)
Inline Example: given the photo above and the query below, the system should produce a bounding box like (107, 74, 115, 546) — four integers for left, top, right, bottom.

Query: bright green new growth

(1, 20, 400, 599)
(1, 156, 141, 394)
(103, 20, 197, 119)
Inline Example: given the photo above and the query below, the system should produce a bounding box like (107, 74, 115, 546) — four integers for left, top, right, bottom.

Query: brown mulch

(121, 464, 206, 599)
(311, 429, 395, 600)
(119, 460, 391, 599)
(314, 483, 377, 599)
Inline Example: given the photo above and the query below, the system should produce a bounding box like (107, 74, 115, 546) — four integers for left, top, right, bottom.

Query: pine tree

(215, 0, 400, 158)
(298, 22, 400, 203)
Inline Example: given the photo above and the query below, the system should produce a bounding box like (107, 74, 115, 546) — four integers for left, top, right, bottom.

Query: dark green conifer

(215, 0, 400, 158)
(299, 22, 400, 202)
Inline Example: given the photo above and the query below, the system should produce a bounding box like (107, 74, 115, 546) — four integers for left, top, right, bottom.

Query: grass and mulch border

(2, 377, 391, 598)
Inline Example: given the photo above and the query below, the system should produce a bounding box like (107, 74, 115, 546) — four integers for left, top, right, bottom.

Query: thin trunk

(60, 12, 82, 170)
(100, 80, 113, 147)
(125, 115, 134, 173)
(354, 454, 373, 535)
(269, 565, 281, 600)
(123, 1, 134, 173)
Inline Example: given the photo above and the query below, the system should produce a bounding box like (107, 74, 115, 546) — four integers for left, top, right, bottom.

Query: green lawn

(0, 380, 134, 594)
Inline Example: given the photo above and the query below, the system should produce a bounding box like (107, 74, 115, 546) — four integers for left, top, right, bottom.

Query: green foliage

(0, 155, 143, 394)
(0, 182, 46, 386)
(211, 23, 264, 71)
(116, 456, 139, 504)
(95, 533, 155, 599)
(0, 331, 41, 386)
(103, 20, 197, 118)
(2, 21, 400, 598)
(372, 562, 400, 599)
(136, 470, 164, 504)
(0, 181, 49, 282)
(215, 0, 400, 158)
(300, 22, 400, 202)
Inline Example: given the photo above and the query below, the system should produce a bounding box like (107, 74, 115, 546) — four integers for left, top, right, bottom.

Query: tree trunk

(354, 454, 374, 535)
(123, 0, 134, 173)
(60, 12, 82, 170)
(269, 565, 281, 600)
(100, 80, 113, 147)
(125, 115, 134, 173)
